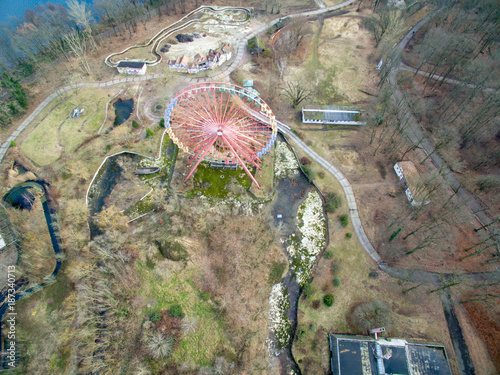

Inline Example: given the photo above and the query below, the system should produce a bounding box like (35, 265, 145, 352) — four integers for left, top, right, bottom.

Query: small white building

(116, 61, 147, 75)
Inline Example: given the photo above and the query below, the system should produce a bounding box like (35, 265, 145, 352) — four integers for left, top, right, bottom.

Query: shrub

(340, 214, 349, 227)
(345, 232, 352, 239)
(302, 282, 313, 299)
(325, 192, 342, 213)
(150, 311, 162, 323)
(146, 127, 155, 137)
(159, 118, 165, 128)
(323, 294, 334, 307)
(323, 249, 333, 259)
(318, 171, 325, 179)
(368, 267, 379, 279)
(146, 332, 174, 359)
(269, 261, 287, 285)
(200, 291, 210, 301)
(169, 304, 185, 318)
(348, 300, 393, 334)
(9, 140, 15, 147)
(300, 156, 312, 165)
(302, 164, 315, 180)
(330, 261, 341, 275)
(261, 48, 272, 58)
(132, 120, 139, 128)
(156, 240, 187, 261)
(333, 277, 342, 287)
(311, 299, 321, 309)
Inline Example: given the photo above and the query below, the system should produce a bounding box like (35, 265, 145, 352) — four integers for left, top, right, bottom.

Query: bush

(323, 249, 333, 259)
(150, 311, 162, 323)
(333, 277, 342, 287)
(311, 299, 321, 309)
(261, 49, 273, 58)
(340, 214, 349, 227)
(169, 304, 185, 318)
(159, 118, 165, 128)
(146, 332, 174, 359)
(300, 156, 312, 165)
(132, 120, 139, 128)
(200, 291, 210, 301)
(146, 127, 155, 137)
(318, 171, 325, 179)
(325, 192, 342, 213)
(345, 232, 352, 239)
(368, 267, 379, 279)
(269, 261, 287, 285)
(348, 300, 393, 334)
(302, 283, 313, 299)
(156, 240, 187, 261)
(9, 140, 15, 148)
(302, 164, 315, 180)
(330, 261, 341, 275)
(323, 294, 334, 307)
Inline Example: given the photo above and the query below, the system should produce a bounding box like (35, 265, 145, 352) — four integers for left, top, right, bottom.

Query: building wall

(117, 66, 146, 75)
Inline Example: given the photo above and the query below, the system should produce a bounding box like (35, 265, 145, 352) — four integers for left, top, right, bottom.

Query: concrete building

(116, 61, 147, 75)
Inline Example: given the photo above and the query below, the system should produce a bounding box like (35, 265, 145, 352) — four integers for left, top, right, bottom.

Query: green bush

(132, 120, 139, 128)
(323, 249, 333, 259)
(146, 127, 155, 137)
(323, 294, 334, 307)
(150, 311, 162, 323)
(9, 140, 15, 147)
(200, 291, 210, 301)
(169, 304, 185, 318)
(333, 277, 342, 287)
(302, 164, 315, 180)
(269, 261, 287, 285)
(159, 118, 165, 128)
(340, 214, 349, 227)
(302, 283, 313, 299)
(325, 192, 342, 213)
(261, 48, 273, 58)
(156, 240, 188, 261)
(331, 261, 342, 275)
(345, 232, 352, 239)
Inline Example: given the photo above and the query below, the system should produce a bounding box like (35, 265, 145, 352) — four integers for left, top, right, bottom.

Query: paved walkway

(0, 0, 357, 162)
(277, 121, 382, 264)
(400, 63, 497, 93)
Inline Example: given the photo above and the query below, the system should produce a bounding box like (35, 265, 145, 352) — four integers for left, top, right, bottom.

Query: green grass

(20, 88, 112, 165)
(187, 162, 252, 199)
(137, 262, 227, 366)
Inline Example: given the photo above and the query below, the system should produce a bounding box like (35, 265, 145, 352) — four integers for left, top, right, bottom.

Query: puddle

(113, 98, 134, 125)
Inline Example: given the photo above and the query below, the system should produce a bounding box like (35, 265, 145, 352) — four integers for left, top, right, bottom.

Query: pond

(113, 98, 134, 126)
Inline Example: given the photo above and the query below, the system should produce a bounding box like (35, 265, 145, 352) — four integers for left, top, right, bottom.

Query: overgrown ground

(1, 0, 498, 373)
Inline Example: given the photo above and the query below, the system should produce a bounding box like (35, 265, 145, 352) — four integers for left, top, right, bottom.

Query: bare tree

(280, 81, 311, 109)
(63, 30, 93, 75)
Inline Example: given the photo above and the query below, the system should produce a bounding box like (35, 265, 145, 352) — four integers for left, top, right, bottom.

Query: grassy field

(20, 88, 119, 165)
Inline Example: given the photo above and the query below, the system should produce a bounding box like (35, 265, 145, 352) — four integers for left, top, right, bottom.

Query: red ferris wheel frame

(164, 82, 277, 189)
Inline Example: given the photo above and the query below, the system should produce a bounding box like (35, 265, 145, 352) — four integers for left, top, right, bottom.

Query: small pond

(113, 98, 134, 125)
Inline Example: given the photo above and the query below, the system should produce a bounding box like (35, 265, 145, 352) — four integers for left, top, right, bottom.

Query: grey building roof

(117, 61, 146, 69)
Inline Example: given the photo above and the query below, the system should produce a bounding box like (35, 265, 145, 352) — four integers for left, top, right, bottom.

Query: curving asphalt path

(0, 0, 358, 163)
(388, 12, 500, 247)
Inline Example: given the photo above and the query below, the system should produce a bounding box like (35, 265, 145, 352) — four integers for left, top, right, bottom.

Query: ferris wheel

(164, 82, 277, 189)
